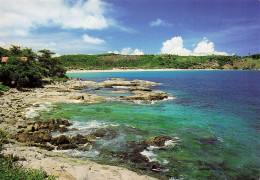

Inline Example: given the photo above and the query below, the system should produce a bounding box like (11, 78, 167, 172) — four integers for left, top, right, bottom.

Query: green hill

(56, 54, 260, 70)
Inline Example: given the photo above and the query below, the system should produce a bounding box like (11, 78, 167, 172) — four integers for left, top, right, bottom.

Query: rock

(43, 118, 55, 125)
(123, 91, 170, 101)
(24, 124, 35, 133)
(32, 131, 52, 143)
(89, 128, 117, 139)
(18, 133, 29, 142)
(56, 135, 70, 145)
(143, 136, 172, 147)
(34, 123, 39, 131)
(71, 134, 90, 144)
(130, 86, 152, 92)
(7, 119, 16, 125)
(56, 119, 72, 126)
(129, 152, 149, 163)
(59, 126, 68, 133)
(57, 144, 78, 150)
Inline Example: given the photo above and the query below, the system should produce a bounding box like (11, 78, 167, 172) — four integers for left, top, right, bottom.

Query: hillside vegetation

(56, 54, 260, 70)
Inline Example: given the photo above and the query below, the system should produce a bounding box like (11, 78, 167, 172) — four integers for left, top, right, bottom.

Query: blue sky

(0, 0, 259, 56)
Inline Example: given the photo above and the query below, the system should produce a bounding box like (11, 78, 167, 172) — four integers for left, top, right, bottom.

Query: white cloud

(161, 36, 228, 56)
(107, 50, 120, 54)
(121, 47, 132, 55)
(108, 48, 144, 55)
(193, 37, 228, 55)
(82, 34, 105, 44)
(0, 0, 113, 37)
(150, 18, 172, 27)
(161, 36, 192, 55)
(133, 49, 144, 55)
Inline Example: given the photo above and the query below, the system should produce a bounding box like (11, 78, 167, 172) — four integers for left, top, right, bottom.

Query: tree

(9, 45, 22, 56)
(0, 57, 43, 88)
(38, 49, 67, 78)
(22, 47, 37, 62)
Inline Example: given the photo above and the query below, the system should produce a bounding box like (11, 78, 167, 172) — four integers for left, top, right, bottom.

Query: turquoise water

(41, 70, 260, 179)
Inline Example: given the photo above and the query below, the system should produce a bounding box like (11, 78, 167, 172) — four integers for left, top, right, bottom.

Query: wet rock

(56, 135, 70, 145)
(43, 118, 55, 125)
(123, 91, 170, 101)
(59, 126, 68, 133)
(143, 136, 172, 147)
(129, 152, 149, 163)
(89, 128, 117, 139)
(57, 144, 78, 150)
(72, 134, 90, 144)
(56, 119, 72, 126)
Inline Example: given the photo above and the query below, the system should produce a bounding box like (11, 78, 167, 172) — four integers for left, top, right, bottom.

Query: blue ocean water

(43, 70, 260, 179)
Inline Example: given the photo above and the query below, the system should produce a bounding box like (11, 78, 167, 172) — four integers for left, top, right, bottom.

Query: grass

(0, 84, 9, 92)
(0, 130, 56, 180)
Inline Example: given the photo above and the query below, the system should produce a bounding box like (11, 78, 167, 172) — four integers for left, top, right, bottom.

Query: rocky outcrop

(123, 90, 170, 101)
(97, 79, 159, 87)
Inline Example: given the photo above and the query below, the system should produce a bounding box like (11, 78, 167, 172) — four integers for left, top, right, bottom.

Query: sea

(38, 70, 260, 179)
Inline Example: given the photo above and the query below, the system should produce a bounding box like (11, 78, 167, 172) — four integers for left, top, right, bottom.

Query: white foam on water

(71, 120, 108, 130)
(147, 146, 160, 151)
(25, 102, 54, 119)
(164, 140, 177, 147)
(163, 159, 169, 165)
(140, 149, 158, 162)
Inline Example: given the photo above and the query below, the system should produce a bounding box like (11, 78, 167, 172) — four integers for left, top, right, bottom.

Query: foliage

(0, 130, 56, 180)
(0, 57, 43, 88)
(38, 49, 68, 79)
(0, 46, 68, 89)
(57, 54, 260, 70)
(0, 84, 9, 92)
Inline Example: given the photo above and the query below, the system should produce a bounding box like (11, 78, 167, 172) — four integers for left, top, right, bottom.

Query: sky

(0, 0, 259, 56)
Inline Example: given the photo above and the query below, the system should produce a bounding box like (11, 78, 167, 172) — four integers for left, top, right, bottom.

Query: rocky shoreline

(0, 78, 175, 180)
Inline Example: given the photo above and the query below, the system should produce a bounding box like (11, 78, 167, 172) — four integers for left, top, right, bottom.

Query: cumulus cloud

(161, 36, 192, 55)
(161, 36, 228, 56)
(150, 18, 172, 27)
(0, 0, 113, 37)
(82, 34, 105, 44)
(193, 37, 228, 55)
(133, 49, 144, 55)
(108, 48, 144, 55)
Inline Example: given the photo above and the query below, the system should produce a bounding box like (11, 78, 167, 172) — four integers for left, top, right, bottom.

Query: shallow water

(40, 70, 260, 179)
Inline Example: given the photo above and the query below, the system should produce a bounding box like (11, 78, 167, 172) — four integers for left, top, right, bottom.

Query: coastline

(67, 68, 218, 73)
(0, 78, 169, 180)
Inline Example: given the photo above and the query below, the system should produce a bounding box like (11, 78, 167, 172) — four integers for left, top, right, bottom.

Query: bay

(41, 70, 260, 179)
